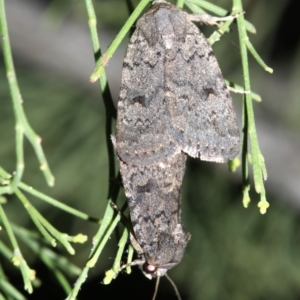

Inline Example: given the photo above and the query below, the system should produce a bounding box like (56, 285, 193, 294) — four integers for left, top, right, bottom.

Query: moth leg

(110, 201, 145, 256)
(110, 200, 132, 229)
(188, 12, 244, 26)
(227, 86, 251, 94)
(129, 232, 144, 255)
(110, 200, 123, 215)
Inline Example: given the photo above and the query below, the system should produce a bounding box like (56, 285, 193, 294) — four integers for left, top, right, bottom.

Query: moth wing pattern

(119, 152, 190, 276)
(116, 7, 181, 166)
(116, 2, 240, 166)
(114, 0, 241, 279)
(160, 4, 240, 163)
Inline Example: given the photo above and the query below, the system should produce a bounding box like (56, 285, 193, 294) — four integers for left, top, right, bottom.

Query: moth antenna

(152, 276, 160, 300)
(165, 273, 182, 300)
(188, 11, 244, 26)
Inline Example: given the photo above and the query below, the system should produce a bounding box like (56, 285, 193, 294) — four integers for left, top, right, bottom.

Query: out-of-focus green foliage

(1, 0, 300, 299)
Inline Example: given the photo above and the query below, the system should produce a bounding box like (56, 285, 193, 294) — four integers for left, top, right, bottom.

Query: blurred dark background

(1, 0, 300, 299)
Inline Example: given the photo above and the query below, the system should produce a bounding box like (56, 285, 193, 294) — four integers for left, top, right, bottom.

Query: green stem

(177, 0, 185, 8)
(126, 244, 134, 274)
(103, 226, 129, 284)
(0, 0, 54, 187)
(67, 201, 119, 300)
(15, 189, 57, 244)
(0, 205, 19, 251)
(187, 0, 256, 33)
(189, 0, 228, 16)
(241, 89, 250, 208)
(11, 124, 24, 190)
(0, 240, 13, 260)
(0, 265, 27, 300)
(207, 18, 236, 45)
(85, 0, 117, 199)
(113, 228, 129, 271)
(0, 166, 100, 222)
(0, 205, 33, 293)
(13, 224, 81, 289)
(65, 267, 89, 300)
(90, 0, 150, 82)
(233, 0, 269, 214)
(19, 182, 100, 223)
(87, 203, 120, 268)
(15, 189, 76, 254)
(246, 40, 273, 73)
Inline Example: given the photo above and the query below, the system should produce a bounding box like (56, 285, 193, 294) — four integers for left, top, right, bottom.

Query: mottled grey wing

(119, 152, 189, 270)
(165, 12, 240, 163)
(115, 15, 180, 166)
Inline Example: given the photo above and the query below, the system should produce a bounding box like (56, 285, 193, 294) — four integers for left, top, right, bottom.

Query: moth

(117, 151, 191, 279)
(114, 0, 240, 281)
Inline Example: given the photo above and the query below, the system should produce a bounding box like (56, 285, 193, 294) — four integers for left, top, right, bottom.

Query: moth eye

(143, 263, 157, 274)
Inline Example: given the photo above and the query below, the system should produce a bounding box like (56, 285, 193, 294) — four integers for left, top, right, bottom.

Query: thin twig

(0, 0, 54, 187)
(90, 0, 150, 82)
(233, 0, 269, 213)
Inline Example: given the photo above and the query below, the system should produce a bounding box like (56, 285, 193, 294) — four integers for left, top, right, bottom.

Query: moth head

(138, 227, 191, 279)
(141, 261, 177, 279)
(141, 261, 182, 300)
